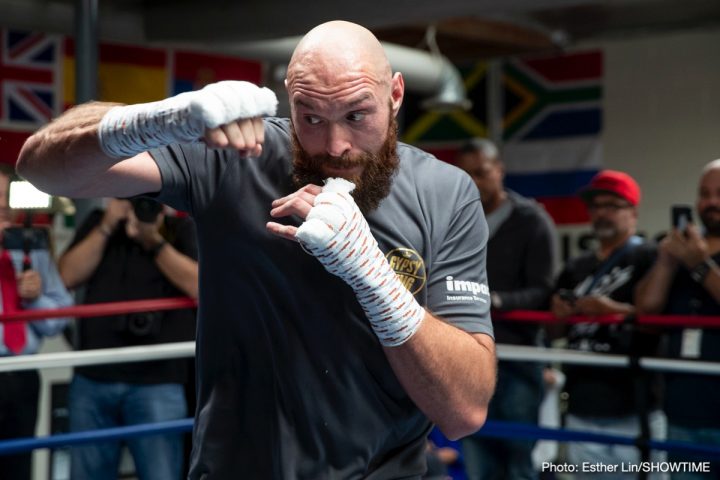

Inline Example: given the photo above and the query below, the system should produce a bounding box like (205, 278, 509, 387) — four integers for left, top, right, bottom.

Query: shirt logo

(386, 248, 426, 295)
(445, 276, 489, 302)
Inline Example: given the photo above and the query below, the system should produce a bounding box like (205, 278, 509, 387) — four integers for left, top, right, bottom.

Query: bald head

(287, 21, 392, 94)
(702, 158, 720, 176)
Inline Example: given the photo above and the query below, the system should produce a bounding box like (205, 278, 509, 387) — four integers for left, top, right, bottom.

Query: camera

(131, 198, 163, 223)
(117, 311, 163, 338)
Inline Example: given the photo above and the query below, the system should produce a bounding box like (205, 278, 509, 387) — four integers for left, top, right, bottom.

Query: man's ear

(390, 72, 404, 116)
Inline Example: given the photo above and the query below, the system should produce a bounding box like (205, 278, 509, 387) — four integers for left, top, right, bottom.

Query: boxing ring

(2, 300, 720, 476)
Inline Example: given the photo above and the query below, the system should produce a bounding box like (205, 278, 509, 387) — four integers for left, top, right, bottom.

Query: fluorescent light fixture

(8, 181, 52, 210)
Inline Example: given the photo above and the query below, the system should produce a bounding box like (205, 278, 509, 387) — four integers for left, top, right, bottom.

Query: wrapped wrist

(297, 179, 424, 346)
(98, 81, 278, 158)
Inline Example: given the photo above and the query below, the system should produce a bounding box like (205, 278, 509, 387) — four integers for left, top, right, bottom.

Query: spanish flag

(63, 38, 168, 107)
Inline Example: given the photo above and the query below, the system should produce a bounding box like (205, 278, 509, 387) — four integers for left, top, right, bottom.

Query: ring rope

(2, 342, 718, 376)
(2, 417, 720, 460)
(0, 297, 197, 324)
(0, 341, 195, 373)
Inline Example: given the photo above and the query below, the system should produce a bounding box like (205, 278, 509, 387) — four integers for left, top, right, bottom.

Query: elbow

(16, 136, 38, 181)
(437, 405, 488, 441)
(17, 134, 61, 195)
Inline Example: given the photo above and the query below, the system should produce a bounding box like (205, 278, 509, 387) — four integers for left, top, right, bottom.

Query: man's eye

(347, 112, 366, 122)
(305, 116, 322, 125)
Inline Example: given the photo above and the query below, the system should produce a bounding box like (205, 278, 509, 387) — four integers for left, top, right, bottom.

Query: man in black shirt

(637, 159, 720, 473)
(18, 21, 496, 479)
(457, 138, 556, 479)
(551, 170, 665, 477)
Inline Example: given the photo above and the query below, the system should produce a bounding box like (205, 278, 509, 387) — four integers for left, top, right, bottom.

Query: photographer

(59, 198, 198, 480)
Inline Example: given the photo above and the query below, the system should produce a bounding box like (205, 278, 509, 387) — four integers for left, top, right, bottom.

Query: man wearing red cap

(550, 170, 666, 477)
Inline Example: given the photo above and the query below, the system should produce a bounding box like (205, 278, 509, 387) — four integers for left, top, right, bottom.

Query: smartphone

(671, 205, 694, 231)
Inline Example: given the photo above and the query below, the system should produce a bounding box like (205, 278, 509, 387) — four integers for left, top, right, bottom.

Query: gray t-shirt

(150, 117, 493, 480)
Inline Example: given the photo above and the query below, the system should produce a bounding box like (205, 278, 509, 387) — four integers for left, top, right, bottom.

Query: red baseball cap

(579, 170, 641, 206)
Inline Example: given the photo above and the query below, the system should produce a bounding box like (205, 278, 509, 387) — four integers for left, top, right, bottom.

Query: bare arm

(59, 226, 112, 289)
(635, 255, 677, 314)
(385, 313, 495, 440)
(267, 183, 496, 440)
(59, 199, 132, 288)
(18, 82, 275, 198)
(17, 102, 162, 198)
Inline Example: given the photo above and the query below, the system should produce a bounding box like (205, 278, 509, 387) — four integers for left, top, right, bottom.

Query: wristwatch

(690, 258, 717, 283)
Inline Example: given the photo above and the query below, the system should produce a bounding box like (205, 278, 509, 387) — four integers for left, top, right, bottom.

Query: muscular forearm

(59, 227, 108, 289)
(154, 245, 199, 299)
(19, 81, 276, 200)
(17, 102, 123, 196)
(385, 312, 496, 440)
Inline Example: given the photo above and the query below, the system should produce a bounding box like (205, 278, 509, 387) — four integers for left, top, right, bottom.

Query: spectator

(636, 159, 720, 477)
(456, 138, 557, 480)
(550, 170, 665, 478)
(59, 198, 198, 480)
(0, 164, 73, 480)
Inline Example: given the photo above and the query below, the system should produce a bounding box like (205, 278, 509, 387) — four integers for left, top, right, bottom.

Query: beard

(700, 206, 720, 236)
(592, 219, 619, 240)
(291, 116, 400, 214)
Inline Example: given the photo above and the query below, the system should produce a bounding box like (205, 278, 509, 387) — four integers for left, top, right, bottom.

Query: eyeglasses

(586, 202, 632, 213)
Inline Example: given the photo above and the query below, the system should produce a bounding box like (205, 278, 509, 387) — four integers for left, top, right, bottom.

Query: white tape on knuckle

(198, 81, 278, 128)
(296, 219, 335, 247)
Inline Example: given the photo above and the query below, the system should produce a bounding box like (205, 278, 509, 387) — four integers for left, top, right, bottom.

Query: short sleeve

(149, 142, 228, 216)
(425, 196, 493, 337)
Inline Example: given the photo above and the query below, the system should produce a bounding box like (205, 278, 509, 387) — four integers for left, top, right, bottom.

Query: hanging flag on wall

(172, 50, 262, 95)
(502, 50, 603, 224)
(0, 29, 61, 165)
(401, 61, 488, 162)
(63, 39, 168, 107)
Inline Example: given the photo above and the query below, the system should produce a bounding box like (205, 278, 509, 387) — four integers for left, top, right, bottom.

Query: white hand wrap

(296, 178, 425, 346)
(98, 81, 278, 158)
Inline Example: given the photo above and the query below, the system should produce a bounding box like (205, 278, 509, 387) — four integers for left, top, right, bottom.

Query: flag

(402, 62, 488, 151)
(63, 39, 168, 107)
(0, 29, 61, 165)
(172, 50, 262, 95)
(502, 50, 603, 224)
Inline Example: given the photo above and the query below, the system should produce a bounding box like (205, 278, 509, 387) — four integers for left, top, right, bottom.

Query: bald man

(18, 21, 496, 479)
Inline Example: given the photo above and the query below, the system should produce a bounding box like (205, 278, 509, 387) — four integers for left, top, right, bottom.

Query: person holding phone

(0, 163, 73, 480)
(636, 159, 720, 474)
(550, 170, 666, 478)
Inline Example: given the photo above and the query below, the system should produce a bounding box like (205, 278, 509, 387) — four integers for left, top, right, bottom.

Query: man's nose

(325, 124, 351, 158)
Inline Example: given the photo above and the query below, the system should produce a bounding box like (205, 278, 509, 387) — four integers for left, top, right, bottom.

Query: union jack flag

(0, 29, 61, 128)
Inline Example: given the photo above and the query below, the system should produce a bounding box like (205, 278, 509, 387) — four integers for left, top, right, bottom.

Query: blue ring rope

(0, 418, 193, 456)
(1, 418, 719, 460)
